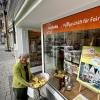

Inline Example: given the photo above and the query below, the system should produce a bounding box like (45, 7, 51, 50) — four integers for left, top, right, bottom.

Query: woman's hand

(28, 82, 33, 87)
(31, 74, 35, 79)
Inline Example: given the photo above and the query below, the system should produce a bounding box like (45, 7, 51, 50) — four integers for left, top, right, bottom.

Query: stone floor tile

(0, 45, 15, 100)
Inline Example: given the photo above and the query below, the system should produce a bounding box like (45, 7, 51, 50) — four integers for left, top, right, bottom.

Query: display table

(60, 80, 98, 100)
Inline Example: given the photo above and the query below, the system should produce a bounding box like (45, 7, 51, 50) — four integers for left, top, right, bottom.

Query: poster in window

(77, 46, 100, 93)
(64, 46, 73, 62)
(71, 50, 81, 64)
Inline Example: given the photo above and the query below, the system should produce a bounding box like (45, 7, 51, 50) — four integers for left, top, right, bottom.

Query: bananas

(32, 76, 39, 82)
(30, 76, 47, 88)
(54, 70, 65, 78)
(54, 73, 65, 78)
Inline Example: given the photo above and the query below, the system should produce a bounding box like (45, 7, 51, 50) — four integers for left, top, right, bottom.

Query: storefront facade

(14, 27, 42, 73)
(13, 0, 100, 99)
(42, 6, 100, 100)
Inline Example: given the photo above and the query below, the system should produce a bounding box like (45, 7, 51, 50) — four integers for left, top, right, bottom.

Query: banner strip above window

(43, 6, 100, 34)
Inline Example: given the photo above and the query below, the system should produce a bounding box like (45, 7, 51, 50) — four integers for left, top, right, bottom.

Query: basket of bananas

(30, 73, 50, 89)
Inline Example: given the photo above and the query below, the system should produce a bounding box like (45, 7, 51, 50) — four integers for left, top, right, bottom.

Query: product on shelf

(54, 70, 66, 78)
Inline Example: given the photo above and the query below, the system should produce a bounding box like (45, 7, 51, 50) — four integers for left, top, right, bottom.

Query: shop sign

(43, 6, 100, 34)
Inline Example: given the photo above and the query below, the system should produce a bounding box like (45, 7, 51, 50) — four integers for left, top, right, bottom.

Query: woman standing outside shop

(12, 54, 32, 100)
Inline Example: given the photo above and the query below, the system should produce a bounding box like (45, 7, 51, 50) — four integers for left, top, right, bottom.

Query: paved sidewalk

(0, 45, 15, 100)
(0, 45, 47, 100)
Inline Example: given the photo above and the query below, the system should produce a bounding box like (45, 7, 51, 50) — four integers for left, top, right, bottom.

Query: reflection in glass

(44, 28, 100, 78)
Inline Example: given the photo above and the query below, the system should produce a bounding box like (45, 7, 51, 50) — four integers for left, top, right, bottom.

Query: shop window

(28, 30, 42, 67)
(43, 28, 100, 99)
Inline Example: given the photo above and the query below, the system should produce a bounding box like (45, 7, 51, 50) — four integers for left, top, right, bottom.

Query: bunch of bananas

(30, 76, 47, 88)
(54, 70, 65, 78)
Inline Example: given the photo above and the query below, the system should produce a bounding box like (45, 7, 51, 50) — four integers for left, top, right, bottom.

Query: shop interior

(44, 28, 100, 100)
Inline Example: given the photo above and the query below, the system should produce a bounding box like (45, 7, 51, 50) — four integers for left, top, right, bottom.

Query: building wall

(9, 32, 14, 50)
(14, 27, 29, 57)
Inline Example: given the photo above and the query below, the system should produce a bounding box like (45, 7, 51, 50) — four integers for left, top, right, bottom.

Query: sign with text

(43, 6, 100, 34)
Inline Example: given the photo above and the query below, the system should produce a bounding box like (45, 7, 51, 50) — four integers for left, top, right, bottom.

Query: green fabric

(12, 61, 32, 88)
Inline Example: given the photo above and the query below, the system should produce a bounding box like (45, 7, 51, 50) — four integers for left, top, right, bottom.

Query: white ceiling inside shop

(17, 0, 100, 29)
